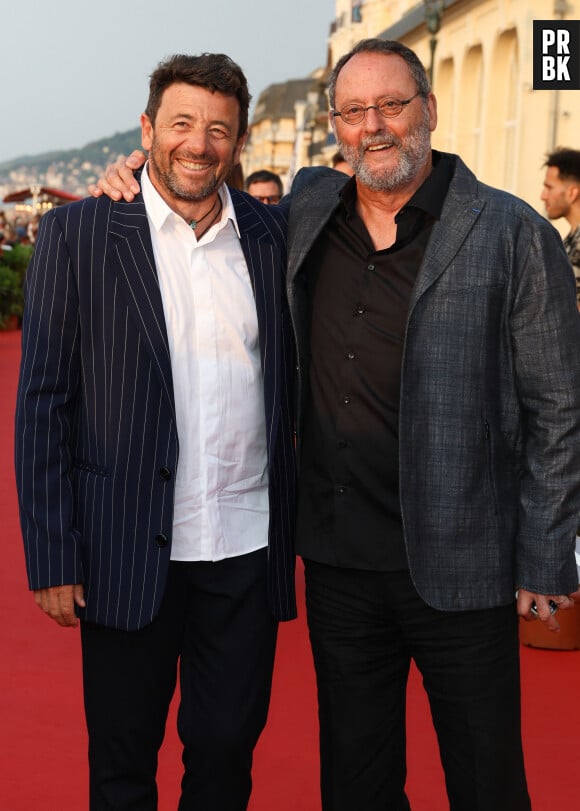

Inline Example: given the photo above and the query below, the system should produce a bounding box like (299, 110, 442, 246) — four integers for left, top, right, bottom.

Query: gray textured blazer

(15, 183, 297, 630)
(286, 153, 580, 610)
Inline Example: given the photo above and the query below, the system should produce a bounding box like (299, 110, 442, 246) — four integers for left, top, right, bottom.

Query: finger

(554, 595, 574, 611)
(47, 588, 78, 627)
(95, 178, 124, 202)
(126, 149, 147, 169)
(87, 183, 104, 198)
(73, 583, 86, 608)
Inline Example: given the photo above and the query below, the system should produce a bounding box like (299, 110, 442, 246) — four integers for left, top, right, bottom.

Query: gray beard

(337, 118, 432, 192)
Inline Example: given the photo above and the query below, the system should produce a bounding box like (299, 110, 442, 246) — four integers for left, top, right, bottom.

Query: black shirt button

(337, 440, 347, 448)
(343, 396, 351, 405)
(367, 264, 375, 272)
(355, 304, 365, 316)
(155, 534, 168, 548)
(338, 486, 346, 495)
(159, 467, 172, 481)
(347, 350, 355, 360)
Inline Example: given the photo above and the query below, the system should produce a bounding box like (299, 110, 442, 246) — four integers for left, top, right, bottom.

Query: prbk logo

(533, 20, 580, 89)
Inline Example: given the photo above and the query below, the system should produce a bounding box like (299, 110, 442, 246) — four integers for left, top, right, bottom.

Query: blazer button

(159, 466, 172, 481)
(155, 534, 168, 548)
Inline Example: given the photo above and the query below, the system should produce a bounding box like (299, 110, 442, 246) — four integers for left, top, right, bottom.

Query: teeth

(179, 159, 208, 170)
(367, 144, 390, 152)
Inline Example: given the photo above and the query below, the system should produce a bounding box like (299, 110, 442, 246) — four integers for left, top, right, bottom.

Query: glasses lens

(341, 105, 365, 125)
(377, 98, 404, 117)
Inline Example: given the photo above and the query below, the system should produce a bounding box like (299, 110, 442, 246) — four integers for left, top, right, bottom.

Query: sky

(1, 0, 336, 164)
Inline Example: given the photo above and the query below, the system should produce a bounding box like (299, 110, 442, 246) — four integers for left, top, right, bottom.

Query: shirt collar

(141, 161, 241, 238)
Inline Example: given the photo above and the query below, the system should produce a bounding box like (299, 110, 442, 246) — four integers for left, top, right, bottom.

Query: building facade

(245, 0, 580, 215)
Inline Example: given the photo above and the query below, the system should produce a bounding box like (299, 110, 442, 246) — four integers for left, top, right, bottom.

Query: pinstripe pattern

(15, 185, 296, 630)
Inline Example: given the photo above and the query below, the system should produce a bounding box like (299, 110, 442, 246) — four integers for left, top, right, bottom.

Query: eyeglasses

(252, 194, 282, 205)
(331, 93, 424, 125)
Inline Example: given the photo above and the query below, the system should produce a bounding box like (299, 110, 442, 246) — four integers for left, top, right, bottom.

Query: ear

(329, 109, 337, 134)
(427, 93, 438, 132)
(233, 131, 248, 164)
(568, 182, 580, 205)
(141, 113, 153, 152)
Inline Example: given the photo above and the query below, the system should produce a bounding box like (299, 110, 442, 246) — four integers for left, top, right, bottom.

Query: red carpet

(1, 327, 579, 810)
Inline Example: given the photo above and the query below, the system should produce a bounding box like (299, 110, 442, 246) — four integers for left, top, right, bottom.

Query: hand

(34, 584, 86, 627)
(570, 585, 580, 603)
(516, 588, 574, 632)
(88, 149, 146, 201)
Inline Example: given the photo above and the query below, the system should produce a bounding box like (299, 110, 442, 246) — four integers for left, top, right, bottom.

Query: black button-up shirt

(296, 152, 454, 570)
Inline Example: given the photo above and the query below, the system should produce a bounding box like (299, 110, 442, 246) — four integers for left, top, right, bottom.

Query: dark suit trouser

(304, 561, 531, 811)
(80, 549, 277, 811)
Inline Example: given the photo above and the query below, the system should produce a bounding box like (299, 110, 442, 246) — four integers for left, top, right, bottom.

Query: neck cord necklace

(197, 196, 223, 235)
(189, 195, 219, 230)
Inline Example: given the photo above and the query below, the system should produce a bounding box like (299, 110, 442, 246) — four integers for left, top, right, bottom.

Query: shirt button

(337, 440, 347, 449)
(155, 534, 168, 548)
(347, 350, 355, 360)
(355, 304, 365, 316)
(343, 396, 351, 405)
(159, 466, 172, 481)
(367, 264, 375, 272)
(338, 486, 346, 495)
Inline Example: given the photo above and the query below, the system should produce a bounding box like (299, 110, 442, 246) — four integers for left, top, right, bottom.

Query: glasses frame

(252, 194, 282, 205)
(331, 92, 424, 125)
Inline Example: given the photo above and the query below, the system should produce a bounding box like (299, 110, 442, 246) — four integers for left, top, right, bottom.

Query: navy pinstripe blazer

(15, 183, 297, 630)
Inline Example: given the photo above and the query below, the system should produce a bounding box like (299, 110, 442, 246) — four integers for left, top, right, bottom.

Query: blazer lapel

(410, 158, 486, 313)
(107, 196, 175, 416)
(287, 174, 345, 287)
(232, 191, 285, 459)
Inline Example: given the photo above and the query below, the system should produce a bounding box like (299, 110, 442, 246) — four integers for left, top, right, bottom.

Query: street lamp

(423, 0, 444, 88)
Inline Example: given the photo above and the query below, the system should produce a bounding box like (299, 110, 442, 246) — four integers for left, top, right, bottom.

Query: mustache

(359, 133, 400, 149)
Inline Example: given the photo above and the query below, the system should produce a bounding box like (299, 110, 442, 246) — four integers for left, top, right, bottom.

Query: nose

(362, 105, 385, 133)
(183, 127, 211, 154)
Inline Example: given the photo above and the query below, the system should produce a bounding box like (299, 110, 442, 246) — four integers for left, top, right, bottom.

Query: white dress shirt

(142, 165, 269, 561)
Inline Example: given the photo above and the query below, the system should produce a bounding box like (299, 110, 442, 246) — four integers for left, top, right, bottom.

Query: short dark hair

(245, 170, 283, 194)
(328, 38, 430, 109)
(544, 148, 580, 183)
(145, 53, 251, 137)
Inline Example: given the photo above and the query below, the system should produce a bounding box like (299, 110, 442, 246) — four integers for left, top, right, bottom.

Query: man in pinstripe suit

(15, 53, 296, 811)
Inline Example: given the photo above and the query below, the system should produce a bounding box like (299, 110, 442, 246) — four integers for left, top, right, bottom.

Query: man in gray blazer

(286, 39, 580, 811)
(93, 38, 580, 811)
(16, 53, 296, 811)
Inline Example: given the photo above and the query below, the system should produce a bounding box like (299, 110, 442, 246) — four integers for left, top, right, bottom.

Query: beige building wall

(327, 0, 580, 220)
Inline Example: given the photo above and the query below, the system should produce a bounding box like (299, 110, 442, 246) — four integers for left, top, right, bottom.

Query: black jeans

(304, 561, 530, 811)
(81, 549, 277, 811)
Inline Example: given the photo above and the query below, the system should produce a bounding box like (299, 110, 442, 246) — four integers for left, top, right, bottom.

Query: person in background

(541, 147, 580, 307)
(245, 169, 283, 204)
(331, 149, 355, 176)
(16, 52, 296, 811)
(91, 38, 580, 811)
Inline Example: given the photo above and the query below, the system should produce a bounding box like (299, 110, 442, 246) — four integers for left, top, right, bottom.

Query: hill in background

(0, 129, 143, 202)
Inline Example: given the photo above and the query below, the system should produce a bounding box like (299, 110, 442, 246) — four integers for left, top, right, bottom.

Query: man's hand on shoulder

(88, 150, 147, 201)
(34, 584, 86, 627)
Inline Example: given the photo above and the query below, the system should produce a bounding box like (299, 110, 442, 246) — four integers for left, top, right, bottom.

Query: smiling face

(141, 82, 246, 219)
(331, 52, 437, 194)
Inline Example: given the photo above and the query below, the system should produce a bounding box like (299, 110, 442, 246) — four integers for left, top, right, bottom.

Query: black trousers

(81, 549, 277, 811)
(304, 561, 531, 811)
